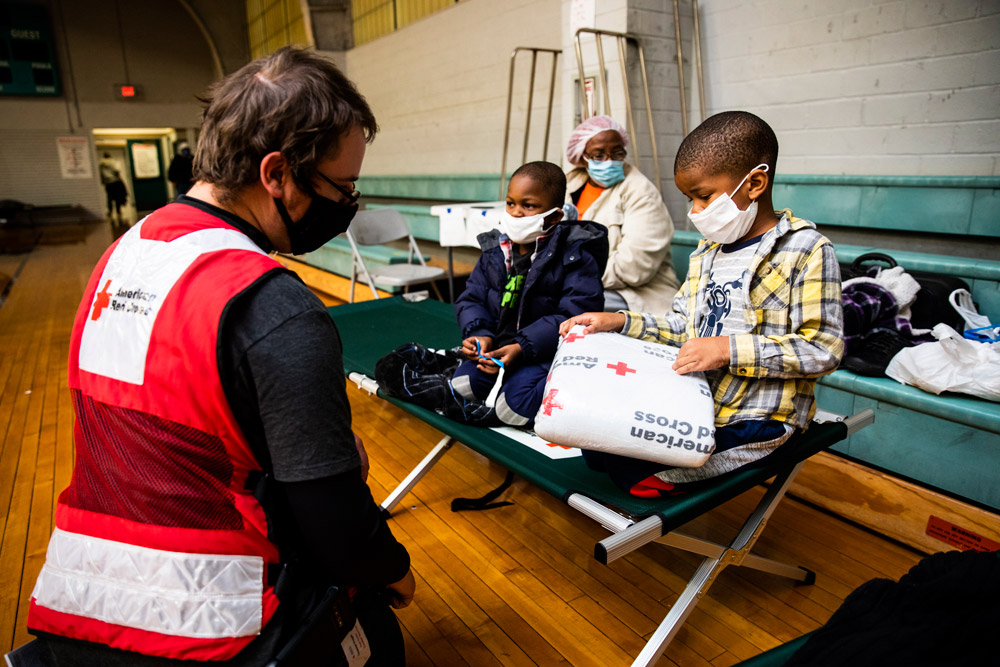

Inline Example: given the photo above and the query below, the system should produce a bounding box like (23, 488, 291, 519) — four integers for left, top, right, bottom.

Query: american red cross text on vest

(541, 388, 564, 416)
(607, 361, 636, 376)
(91, 280, 112, 321)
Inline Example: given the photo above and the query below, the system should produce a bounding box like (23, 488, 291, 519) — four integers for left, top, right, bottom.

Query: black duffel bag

(840, 252, 969, 331)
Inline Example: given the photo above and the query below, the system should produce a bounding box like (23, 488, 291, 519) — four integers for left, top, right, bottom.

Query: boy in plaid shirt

(561, 111, 844, 496)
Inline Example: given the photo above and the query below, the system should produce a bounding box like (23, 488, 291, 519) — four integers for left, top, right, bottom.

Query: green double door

(126, 139, 169, 214)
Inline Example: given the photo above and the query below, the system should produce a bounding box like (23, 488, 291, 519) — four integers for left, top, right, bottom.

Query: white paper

(131, 142, 161, 179)
(341, 619, 371, 667)
(490, 425, 582, 460)
(57, 136, 92, 179)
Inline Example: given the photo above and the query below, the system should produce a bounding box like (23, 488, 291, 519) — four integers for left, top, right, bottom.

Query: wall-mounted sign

(57, 136, 92, 179)
(0, 4, 60, 96)
(130, 142, 161, 179)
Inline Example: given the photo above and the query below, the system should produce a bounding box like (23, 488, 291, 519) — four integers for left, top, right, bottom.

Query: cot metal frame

(574, 27, 661, 192)
(498, 46, 561, 200)
(349, 369, 873, 667)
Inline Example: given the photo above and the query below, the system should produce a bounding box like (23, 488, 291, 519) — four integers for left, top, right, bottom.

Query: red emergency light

(114, 83, 141, 100)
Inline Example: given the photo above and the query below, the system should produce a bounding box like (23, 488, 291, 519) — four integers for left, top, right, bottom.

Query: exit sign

(115, 83, 142, 100)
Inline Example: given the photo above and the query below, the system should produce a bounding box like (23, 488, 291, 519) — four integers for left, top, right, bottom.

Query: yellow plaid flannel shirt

(622, 211, 844, 429)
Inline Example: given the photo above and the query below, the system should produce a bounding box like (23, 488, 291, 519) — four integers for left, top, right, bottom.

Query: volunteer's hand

(481, 343, 521, 374)
(461, 336, 493, 362)
(386, 569, 416, 609)
(559, 312, 627, 337)
(673, 337, 731, 374)
(353, 432, 369, 482)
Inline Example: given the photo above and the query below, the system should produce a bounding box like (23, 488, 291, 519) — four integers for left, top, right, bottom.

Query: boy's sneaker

(442, 382, 499, 426)
(841, 329, 914, 377)
(375, 342, 461, 407)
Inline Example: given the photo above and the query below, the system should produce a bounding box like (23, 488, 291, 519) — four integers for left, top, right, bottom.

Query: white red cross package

(533, 326, 717, 467)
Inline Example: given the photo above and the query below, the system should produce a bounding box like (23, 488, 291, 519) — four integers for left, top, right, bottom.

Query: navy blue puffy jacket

(455, 221, 608, 364)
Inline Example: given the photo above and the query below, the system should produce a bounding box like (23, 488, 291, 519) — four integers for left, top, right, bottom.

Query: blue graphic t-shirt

(698, 234, 764, 337)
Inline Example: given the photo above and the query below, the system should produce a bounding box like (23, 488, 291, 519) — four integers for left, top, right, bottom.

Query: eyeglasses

(317, 172, 361, 205)
(584, 148, 627, 162)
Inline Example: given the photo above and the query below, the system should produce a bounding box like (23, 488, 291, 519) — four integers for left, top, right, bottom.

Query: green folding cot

(329, 297, 873, 667)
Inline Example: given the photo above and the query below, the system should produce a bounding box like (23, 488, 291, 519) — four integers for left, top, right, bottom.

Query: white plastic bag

(533, 326, 716, 467)
(885, 324, 1000, 402)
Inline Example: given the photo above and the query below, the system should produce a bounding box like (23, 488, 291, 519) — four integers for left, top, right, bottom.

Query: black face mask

(273, 190, 357, 255)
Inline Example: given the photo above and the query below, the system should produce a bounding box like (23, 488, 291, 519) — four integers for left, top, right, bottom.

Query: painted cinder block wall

(345, 0, 566, 183)
(696, 0, 1000, 178)
(348, 0, 999, 229)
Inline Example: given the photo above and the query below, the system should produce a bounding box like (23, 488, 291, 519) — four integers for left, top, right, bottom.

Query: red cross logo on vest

(563, 332, 586, 344)
(541, 388, 564, 416)
(607, 361, 636, 376)
(90, 280, 112, 321)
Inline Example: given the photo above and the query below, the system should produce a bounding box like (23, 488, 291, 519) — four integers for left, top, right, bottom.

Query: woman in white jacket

(565, 115, 680, 314)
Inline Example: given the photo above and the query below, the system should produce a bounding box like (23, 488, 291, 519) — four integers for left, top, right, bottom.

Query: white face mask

(687, 163, 768, 244)
(499, 208, 561, 244)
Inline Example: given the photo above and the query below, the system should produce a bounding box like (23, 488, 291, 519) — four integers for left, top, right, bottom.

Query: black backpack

(841, 253, 970, 331)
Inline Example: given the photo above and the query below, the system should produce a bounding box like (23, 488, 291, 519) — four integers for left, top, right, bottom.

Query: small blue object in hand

(475, 339, 504, 368)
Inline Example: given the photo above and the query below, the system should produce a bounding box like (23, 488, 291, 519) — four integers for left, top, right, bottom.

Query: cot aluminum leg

(380, 435, 455, 515)
(657, 532, 812, 583)
(630, 557, 719, 667)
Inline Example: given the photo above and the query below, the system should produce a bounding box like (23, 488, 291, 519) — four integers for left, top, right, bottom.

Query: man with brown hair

(27, 48, 413, 666)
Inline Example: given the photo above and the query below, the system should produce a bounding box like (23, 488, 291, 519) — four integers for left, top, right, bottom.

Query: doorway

(92, 127, 180, 227)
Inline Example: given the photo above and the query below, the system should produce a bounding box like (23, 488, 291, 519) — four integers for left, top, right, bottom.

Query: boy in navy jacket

(453, 161, 608, 426)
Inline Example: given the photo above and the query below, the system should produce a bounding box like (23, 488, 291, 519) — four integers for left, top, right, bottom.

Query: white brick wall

(344, 0, 1000, 223)
(345, 0, 565, 179)
(698, 0, 1000, 177)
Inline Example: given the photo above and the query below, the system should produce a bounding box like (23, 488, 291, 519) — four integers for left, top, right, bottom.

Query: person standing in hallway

(27, 47, 413, 667)
(98, 152, 128, 223)
(168, 140, 195, 195)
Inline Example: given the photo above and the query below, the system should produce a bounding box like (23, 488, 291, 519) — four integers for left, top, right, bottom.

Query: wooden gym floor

(0, 222, 924, 665)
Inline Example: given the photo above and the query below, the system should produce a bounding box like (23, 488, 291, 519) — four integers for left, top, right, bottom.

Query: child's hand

(481, 343, 522, 374)
(461, 336, 493, 361)
(559, 312, 627, 337)
(673, 337, 731, 374)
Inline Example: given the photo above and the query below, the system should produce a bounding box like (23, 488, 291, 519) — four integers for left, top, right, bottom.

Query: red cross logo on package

(563, 332, 586, 344)
(607, 361, 636, 376)
(541, 388, 564, 416)
(91, 280, 113, 321)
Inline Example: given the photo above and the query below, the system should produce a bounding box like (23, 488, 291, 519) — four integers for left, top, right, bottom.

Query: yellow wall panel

(264, 2, 285, 38)
(353, 1, 394, 46)
(354, 1, 456, 44)
(288, 17, 307, 46)
(398, 0, 453, 29)
(285, 0, 302, 23)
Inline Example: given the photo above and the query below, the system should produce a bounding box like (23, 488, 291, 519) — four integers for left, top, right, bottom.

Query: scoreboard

(0, 4, 59, 97)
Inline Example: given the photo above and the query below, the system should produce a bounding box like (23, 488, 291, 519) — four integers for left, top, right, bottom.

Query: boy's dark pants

(451, 360, 550, 426)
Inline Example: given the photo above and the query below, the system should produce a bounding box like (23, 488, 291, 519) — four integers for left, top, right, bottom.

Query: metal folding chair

(345, 209, 446, 303)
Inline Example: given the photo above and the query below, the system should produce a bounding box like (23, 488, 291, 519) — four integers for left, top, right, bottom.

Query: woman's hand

(559, 312, 627, 337)
(461, 336, 493, 362)
(673, 337, 731, 374)
(480, 343, 521, 374)
(386, 569, 415, 609)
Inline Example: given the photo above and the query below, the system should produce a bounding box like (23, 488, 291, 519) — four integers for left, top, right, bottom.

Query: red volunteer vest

(28, 203, 285, 661)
